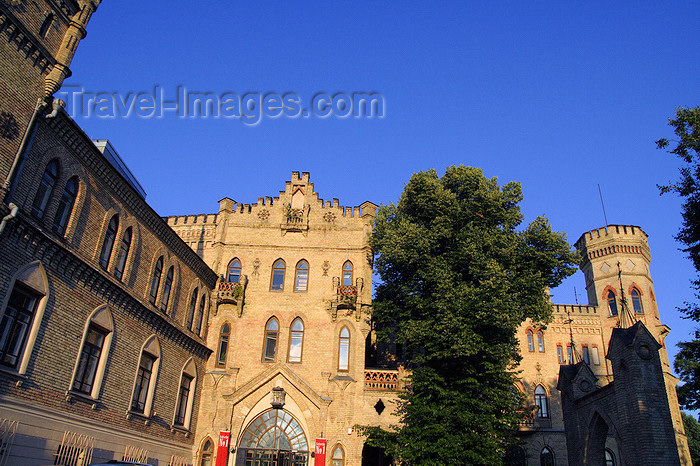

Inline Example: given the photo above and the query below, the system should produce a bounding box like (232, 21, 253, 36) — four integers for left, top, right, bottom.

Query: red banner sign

(314, 438, 327, 466)
(216, 431, 231, 466)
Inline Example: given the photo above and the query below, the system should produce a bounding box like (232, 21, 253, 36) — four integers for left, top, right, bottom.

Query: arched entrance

(236, 409, 309, 466)
(583, 411, 609, 464)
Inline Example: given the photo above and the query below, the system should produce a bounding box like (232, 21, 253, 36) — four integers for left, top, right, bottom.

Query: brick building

(0, 1, 692, 465)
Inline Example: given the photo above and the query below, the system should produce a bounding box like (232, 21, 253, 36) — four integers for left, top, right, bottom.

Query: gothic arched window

(540, 446, 554, 466)
(113, 227, 132, 281)
(271, 259, 285, 291)
(32, 159, 58, 219)
(149, 256, 163, 305)
(227, 258, 241, 283)
(288, 318, 304, 363)
(342, 261, 353, 286)
(526, 330, 535, 352)
(631, 288, 644, 314)
(52, 176, 78, 235)
(263, 318, 279, 362)
(338, 327, 350, 371)
(99, 215, 119, 270)
(217, 323, 230, 367)
(186, 288, 198, 330)
(607, 290, 618, 316)
(295, 260, 309, 292)
(535, 385, 549, 418)
(160, 266, 174, 312)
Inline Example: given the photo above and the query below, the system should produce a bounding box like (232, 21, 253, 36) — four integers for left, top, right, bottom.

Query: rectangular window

(567, 345, 573, 364)
(582, 345, 590, 365)
(0, 284, 39, 369)
(557, 345, 564, 364)
(73, 325, 107, 395)
(591, 345, 600, 365)
(174, 374, 193, 426)
(264, 332, 277, 362)
(131, 352, 156, 413)
(537, 332, 545, 352)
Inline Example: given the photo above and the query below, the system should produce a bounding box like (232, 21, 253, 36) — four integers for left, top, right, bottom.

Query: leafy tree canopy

(361, 166, 579, 465)
(681, 412, 700, 465)
(657, 106, 700, 410)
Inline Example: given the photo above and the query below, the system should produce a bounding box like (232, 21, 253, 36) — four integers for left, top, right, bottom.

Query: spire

(564, 306, 582, 364)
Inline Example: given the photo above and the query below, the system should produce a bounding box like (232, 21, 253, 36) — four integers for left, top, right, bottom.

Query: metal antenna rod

(598, 184, 609, 234)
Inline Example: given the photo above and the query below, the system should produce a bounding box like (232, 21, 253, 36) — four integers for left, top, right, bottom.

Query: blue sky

(61, 1, 698, 378)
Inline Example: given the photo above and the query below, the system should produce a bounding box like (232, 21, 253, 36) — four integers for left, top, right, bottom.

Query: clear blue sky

(62, 1, 698, 381)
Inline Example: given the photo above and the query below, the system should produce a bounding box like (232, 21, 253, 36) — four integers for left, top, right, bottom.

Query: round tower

(575, 225, 661, 328)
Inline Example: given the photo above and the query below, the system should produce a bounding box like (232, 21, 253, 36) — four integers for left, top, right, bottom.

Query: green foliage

(682, 412, 700, 465)
(363, 166, 579, 465)
(658, 106, 700, 410)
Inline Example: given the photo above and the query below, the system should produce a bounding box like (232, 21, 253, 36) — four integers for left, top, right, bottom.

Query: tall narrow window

(567, 345, 573, 364)
(294, 260, 308, 292)
(216, 324, 230, 367)
(540, 447, 554, 466)
(527, 330, 534, 352)
(52, 177, 78, 235)
(605, 449, 616, 466)
(31, 160, 58, 219)
(534, 385, 549, 418)
(70, 308, 113, 399)
(113, 227, 132, 281)
(72, 324, 108, 395)
(174, 359, 197, 429)
(160, 266, 174, 312)
(537, 330, 545, 352)
(0, 283, 39, 369)
(631, 288, 644, 314)
(263, 318, 279, 362)
(271, 259, 285, 291)
(607, 290, 618, 316)
(227, 259, 241, 283)
(342, 261, 353, 286)
(582, 345, 590, 364)
(200, 439, 214, 466)
(332, 445, 345, 466)
(149, 257, 163, 305)
(99, 215, 119, 270)
(288, 318, 304, 363)
(186, 289, 198, 330)
(131, 352, 156, 414)
(39, 13, 54, 37)
(557, 345, 564, 364)
(129, 336, 160, 416)
(591, 345, 600, 365)
(195, 295, 206, 335)
(338, 327, 350, 371)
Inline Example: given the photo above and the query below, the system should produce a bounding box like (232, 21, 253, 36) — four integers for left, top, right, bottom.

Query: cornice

(0, 5, 56, 73)
(3, 213, 212, 358)
(46, 113, 218, 288)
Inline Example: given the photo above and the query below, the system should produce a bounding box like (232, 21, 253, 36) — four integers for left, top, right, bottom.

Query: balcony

(215, 276, 247, 316)
(337, 285, 357, 304)
(364, 369, 399, 391)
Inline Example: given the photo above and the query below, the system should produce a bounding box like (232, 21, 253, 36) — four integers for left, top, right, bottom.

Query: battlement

(166, 213, 218, 226)
(575, 225, 647, 248)
(575, 224, 650, 266)
(553, 304, 598, 315)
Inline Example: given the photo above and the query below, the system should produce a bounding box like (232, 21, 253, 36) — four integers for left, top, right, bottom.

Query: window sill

(65, 390, 99, 409)
(126, 409, 154, 425)
(170, 424, 191, 437)
(0, 367, 28, 387)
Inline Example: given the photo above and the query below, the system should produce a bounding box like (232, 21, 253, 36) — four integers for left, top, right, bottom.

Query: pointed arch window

(186, 288, 198, 330)
(174, 359, 197, 429)
(263, 318, 279, 362)
(160, 266, 174, 312)
(526, 330, 534, 352)
(332, 445, 345, 466)
(216, 323, 230, 367)
(557, 344, 564, 364)
(130, 336, 161, 416)
(227, 258, 241, 283)
(631, 288, 644, 314)
(52, 177, 78, 235)
(605, 449, 616, 466)
(0, 283, 41, 369)
(342, 261, 353, 286)
(540, 446, 554, 466)
(113, 227, 132, 281)
(99, 215, 119, 270)
(534, 385, 549, 418)
(195, 294, 206, 336)
(338, 327, 350, 371)
(149, 256, 163, 305)
(288, 318, 304, 363)
(271, 259, 285, 291)
(39, 13, 54, 37)
(200, 439, 214, 466)
(71, 306, 114, 399)
(607, 290, 618, 316)
(295, 260, 308, 292)
(537, 330, 545, 352)
(32, 159, 58, 219)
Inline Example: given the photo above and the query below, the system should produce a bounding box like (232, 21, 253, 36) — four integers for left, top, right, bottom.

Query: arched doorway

(236, 409, 309, 466)
(583, 411, 609, 465)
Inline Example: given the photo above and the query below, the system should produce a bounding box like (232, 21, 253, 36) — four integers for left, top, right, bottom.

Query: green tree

(361, 166, 579, 465)
(682, 412, 700, 465)
(657, 106, 700, 409)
